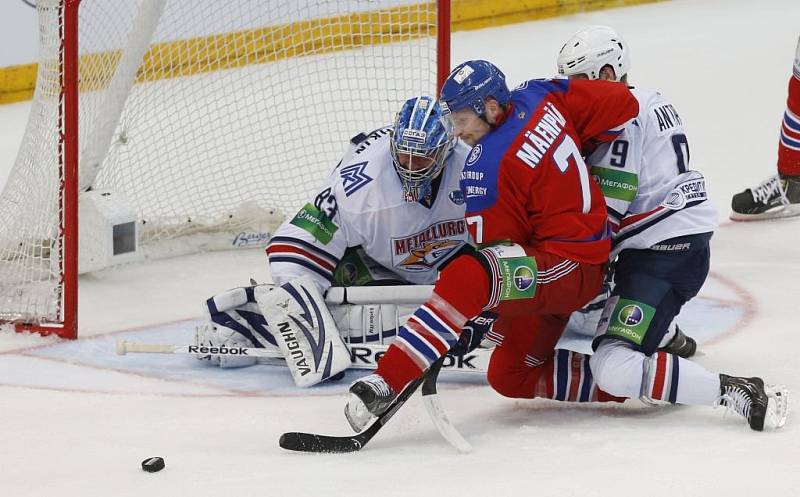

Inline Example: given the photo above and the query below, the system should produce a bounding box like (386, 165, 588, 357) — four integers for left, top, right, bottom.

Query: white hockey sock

(670, 356, 721, 405)
(641, 351, 720, 405)
(592, 341, 721, 406)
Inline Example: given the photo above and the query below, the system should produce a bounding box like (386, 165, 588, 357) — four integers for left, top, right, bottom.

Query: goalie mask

(390, 95, 454, 203)
(557, 25, 631, 81)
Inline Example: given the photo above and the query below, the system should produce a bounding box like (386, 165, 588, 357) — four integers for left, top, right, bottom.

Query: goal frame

(5, 0, 451, 340)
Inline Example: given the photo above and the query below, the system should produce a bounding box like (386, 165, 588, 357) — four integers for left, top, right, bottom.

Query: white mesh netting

(0, 0, 439, 324)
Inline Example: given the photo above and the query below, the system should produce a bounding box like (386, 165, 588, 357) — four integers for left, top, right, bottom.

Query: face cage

(390, 141, 450, 203)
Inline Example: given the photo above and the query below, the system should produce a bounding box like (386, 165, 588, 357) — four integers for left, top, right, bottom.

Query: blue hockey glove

(450, 311, 498, 357)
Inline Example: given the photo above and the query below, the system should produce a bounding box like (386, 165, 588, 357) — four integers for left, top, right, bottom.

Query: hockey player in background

(344, 59, 641, 430)
(731, 34, 800, 220)
(195, 95, 478, 380)
(555, 25, 787, 430)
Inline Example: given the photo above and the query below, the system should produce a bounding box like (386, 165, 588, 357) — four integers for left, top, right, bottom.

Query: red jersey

(460, 79, 638, 263)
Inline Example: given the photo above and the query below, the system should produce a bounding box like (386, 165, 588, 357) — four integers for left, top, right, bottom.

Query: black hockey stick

(279, 356, 446, 453)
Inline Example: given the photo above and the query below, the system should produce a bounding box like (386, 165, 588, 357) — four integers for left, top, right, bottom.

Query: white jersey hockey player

(196, 96, 475, 386)
(265, 117, 471, 292)
(556, 26, 788, 431)
(586, 86, 718, 259)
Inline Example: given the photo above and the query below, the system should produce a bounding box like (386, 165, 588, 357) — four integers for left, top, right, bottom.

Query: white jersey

(266, 126, 472, 293)
(586, 87, 718, 258)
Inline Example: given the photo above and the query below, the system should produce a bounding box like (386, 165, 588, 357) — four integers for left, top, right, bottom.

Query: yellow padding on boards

(452, 0, 664, 31)
(0, 63, 37, 105)
(0, 0, 664, 105)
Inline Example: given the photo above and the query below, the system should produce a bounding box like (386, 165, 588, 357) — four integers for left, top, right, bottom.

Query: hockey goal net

(0, 0, 450, 338)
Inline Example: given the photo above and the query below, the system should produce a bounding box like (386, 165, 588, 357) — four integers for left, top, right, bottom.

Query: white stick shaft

(117, 340, 282, 358)
(116, 340, 492, 374)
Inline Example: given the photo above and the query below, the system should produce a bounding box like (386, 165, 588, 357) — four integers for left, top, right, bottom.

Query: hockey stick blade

(421, 360, 473, 453)
(278, 431, 365, 453)
(279, 356, 446, 453)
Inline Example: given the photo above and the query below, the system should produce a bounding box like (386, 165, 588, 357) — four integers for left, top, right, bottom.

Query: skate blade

(765, 385, 790, 429)
(730, 204, 800, 222)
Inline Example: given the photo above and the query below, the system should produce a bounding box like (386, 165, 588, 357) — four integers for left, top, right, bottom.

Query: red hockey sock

(430, 254, 490, 320)
(778, 76, 800, 176)
(376, 254, 490, 392)
(489, 349, 626, 403)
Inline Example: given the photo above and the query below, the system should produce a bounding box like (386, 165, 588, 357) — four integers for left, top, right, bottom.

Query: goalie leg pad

(255, 275, 351, 387)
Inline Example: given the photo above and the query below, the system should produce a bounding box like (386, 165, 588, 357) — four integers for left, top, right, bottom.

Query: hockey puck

(141, 457, 165, 473)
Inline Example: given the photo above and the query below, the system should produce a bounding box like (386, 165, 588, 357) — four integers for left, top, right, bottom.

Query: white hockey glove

(196, 284, 280, 368)
(255, 275, 351, 387)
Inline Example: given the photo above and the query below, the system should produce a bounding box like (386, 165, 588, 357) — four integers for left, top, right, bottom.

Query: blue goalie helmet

(440, 60, 511, 117)
(390, 95, 454, 202)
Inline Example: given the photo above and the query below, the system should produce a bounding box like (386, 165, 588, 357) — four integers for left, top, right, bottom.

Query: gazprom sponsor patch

(402, 129, 427, 143)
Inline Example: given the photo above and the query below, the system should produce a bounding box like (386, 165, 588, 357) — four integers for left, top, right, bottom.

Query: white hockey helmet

(557, 25, 631, 81)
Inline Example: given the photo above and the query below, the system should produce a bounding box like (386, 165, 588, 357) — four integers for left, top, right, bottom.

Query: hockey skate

(716, 374, 790, 431)
(730, 174, 800, 220)
(345, 374, 397, 432)
(658, 325, 696, 358)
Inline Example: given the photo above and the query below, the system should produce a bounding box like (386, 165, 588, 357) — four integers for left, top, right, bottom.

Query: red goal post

(0, 0, 451, 339)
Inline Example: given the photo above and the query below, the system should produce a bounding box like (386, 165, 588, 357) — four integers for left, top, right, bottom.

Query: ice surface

(1, 1, 799, 495)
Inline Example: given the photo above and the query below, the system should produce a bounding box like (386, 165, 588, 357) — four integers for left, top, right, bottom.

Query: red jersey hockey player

(344, 60, 639, 431)
(731, 34, 800, 219)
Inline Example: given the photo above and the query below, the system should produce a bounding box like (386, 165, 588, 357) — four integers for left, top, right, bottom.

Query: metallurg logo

(393, 219, 466, 271)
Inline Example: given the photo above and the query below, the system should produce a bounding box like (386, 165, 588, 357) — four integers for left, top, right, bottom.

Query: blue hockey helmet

(390, 95, 454, 202)
(440, 60, 512, 117)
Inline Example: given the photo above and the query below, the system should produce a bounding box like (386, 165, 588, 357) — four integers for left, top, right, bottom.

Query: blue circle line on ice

(0, 271, 755, 397)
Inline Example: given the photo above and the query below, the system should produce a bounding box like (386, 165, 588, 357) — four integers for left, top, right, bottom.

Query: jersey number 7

(466, 135, 592, 244)
(552, 135, 592, 214)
